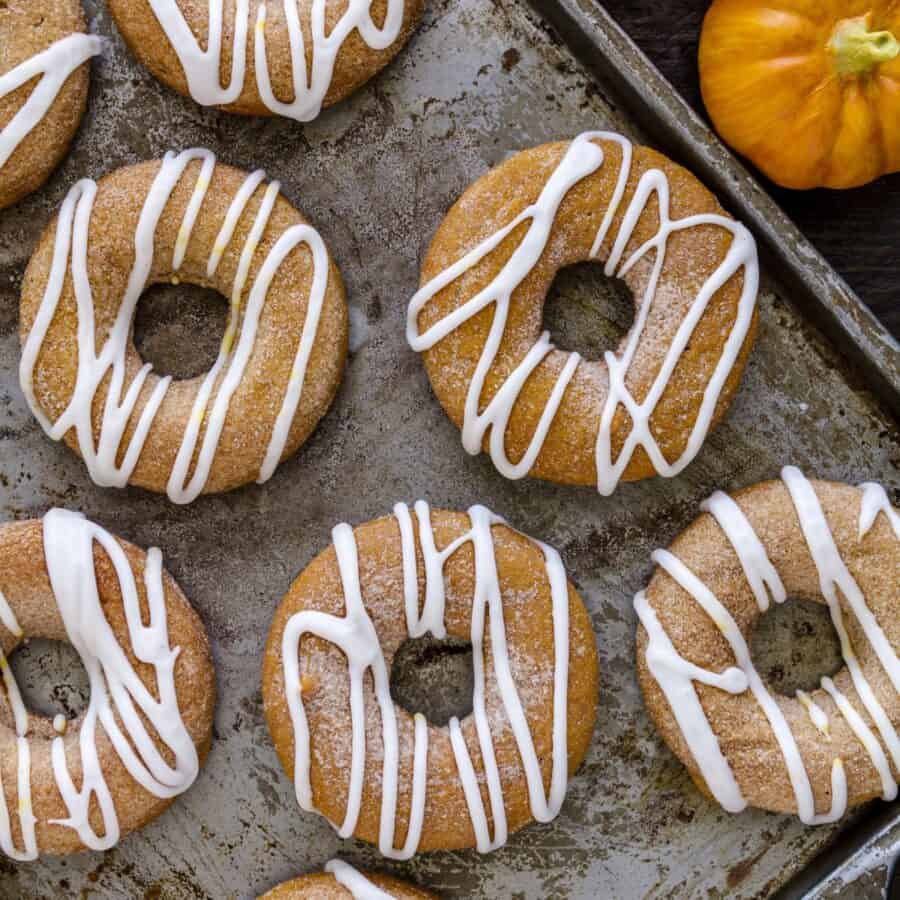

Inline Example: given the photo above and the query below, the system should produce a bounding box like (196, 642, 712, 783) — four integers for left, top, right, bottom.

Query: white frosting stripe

(0, 572, 34, 860)
(859, 482, 900, 541)
(395, 502, 446, 639)
(0, 510, 199, 860)
(635, 589, 747, 813)
(0, 590, 22, 639)
(20, 150, 329, 504)
(821, 676, 896, 801)
(782, 469, 900, 709)
(595, 181, 757, 496)
(0, 34, 102, 169)
(636, 470, 899, 823)
(145, 0, 404, 123)
(797, 689, 831, 736)
(0, 646, 36, 860)
(325, 860, 395, 900)
(282, 502, 571, 857)
(407, 131, 759, 495)
(701, 490, 786, 612)
(258, 225, 330, 483)
(654, 548, 845, 824)
(0, 651, 27, 742)
(42, 511, 199, 850)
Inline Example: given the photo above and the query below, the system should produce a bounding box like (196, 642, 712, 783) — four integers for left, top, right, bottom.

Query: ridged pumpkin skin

(699, 1, 900, 189)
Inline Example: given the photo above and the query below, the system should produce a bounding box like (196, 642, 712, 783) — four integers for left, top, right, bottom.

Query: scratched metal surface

(0, 0, 897, 897)
(775, 802, 900, 899)
(806, 826, 899, 899)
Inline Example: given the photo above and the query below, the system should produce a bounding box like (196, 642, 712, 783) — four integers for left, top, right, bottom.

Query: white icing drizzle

(406, 132, 759, 495)
(282, 501, 571, 857)
(782, 467, 900, 776)
(145, 0, 404, 123)
(20, 149, 329, 504)
(782, 469, 900, 698)
(0, 33, 102, 170)
(325, 860, 395, 900)
(634, 589, 747, 812)
(0, 509, 199, 859)
(859, 482, 900, 540)
(0, 630, 35, 861)
(636, 469, 900, 823)
(0, 575, 35, 861)
(820, 676, 895, 801)
(796, 689, 831, 737)
(0, 590, 22, 639)
(700, 490, 786, 612)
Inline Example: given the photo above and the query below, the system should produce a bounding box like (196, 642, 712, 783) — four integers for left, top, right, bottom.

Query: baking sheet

(0, 0, 898, 897)
(775, 802, 900, 898)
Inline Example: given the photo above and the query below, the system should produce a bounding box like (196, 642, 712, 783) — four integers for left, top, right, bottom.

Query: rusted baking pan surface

(0, 0, 897, 897)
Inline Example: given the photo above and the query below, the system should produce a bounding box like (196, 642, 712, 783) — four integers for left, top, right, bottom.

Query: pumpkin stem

(828, 15, 900, 76)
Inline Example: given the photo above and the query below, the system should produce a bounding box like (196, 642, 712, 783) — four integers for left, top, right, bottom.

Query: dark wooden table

(602, 0, 900, 338)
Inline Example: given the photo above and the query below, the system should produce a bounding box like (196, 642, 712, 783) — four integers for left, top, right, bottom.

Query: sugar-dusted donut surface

(407, 132, 759, 494)
(263, 503, 598, 855)
(20, 153, 348, 502)
(107, 0, 424, 121)
(260, 861, 437, 898)
(0, 0, 101, 209)
(636, 469, 900, 823)
(0, 511, 216, 858)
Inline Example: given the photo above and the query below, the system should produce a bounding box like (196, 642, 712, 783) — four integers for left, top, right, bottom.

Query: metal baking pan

(0, 0, 897, 897)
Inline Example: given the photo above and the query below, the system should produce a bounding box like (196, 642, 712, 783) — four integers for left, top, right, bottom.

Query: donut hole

(8, 638, 90, 724)
(543, 262, 635, 362)
(133, 281, 229, 381)
(750, 597, 843, 695)
(389, 636, 474, 727)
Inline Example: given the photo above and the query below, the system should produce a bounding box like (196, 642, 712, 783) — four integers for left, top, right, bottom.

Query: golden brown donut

(635, 467, 900, 823)
(0, 510, 216, 859)
(107, 0, 424, 121)
(407, 132, 759, 494)
(260, 863, 437, 898)
(263, 502, 598, 855)
(0, 0, 100, 210)
(19, 152, 348, 503)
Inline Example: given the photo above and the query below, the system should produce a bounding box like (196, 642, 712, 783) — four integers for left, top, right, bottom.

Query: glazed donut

(635, 467, 900, 823)
(407, 131, 759, 494)
(0, 0, 101, 210)
(107, 0, 424, 122)
(20, 150, 348, 503)
(260, 860, 437, 899)
(0, 509, 216, 859)
(263, 502, 598, 855)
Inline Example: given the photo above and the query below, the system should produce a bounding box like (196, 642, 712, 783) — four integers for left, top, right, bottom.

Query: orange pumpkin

(699, 1, 900, 189)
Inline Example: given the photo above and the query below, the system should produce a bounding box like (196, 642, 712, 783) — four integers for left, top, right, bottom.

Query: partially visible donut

(20, 151, 348, 503)
(407, 131, 759, 494)
(0, 509, 216, 859)
(0, 0, 101, 209)
(263, 502, 598, 856)
(635, 467, 900, 823)
(260, 860, 437, 899)
(107, 0, 424, 122)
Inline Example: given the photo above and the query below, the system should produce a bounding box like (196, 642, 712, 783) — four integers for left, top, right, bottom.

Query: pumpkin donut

(19, 150, 348, 504)
(107, 0, 424, 122)
(263, 502, 598, 856)
(406, 131, 759, 494)
(0, 0, 101, 210)
(635, 467, 900, 823)
(260, 860, 437, 899)
(0, 509, 216, 859)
